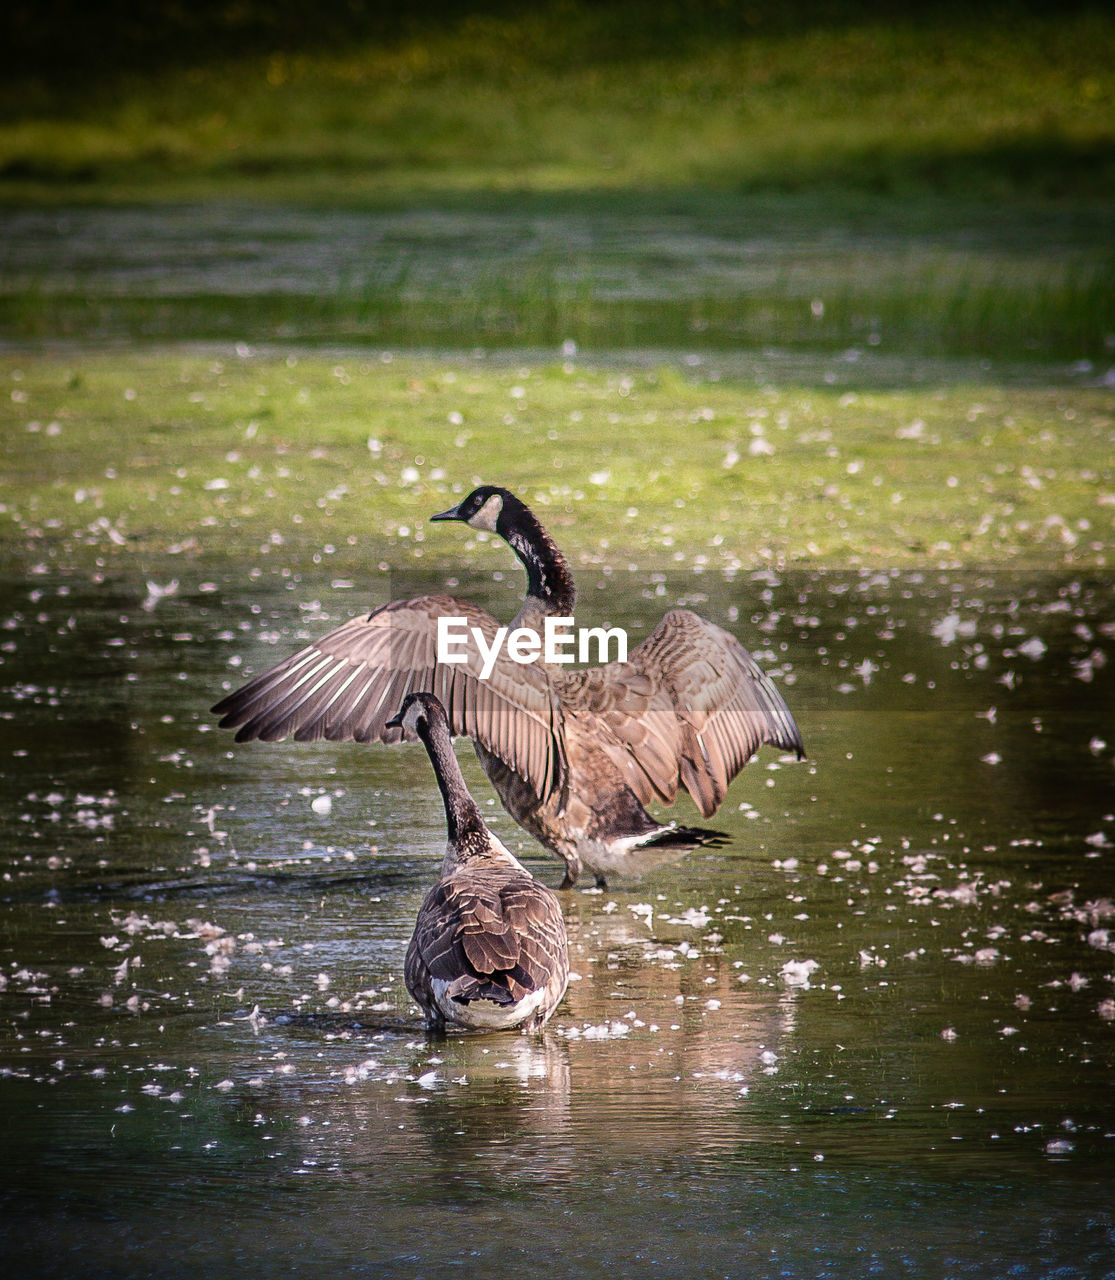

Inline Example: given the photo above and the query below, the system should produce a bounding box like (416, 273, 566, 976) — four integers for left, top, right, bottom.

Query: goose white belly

(573, 827, 702, 879)
(431, 979, 550, 1030)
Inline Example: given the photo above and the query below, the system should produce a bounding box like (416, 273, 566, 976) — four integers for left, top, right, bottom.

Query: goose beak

(385, 710, 404, 730)
(430, 502, 463, 522)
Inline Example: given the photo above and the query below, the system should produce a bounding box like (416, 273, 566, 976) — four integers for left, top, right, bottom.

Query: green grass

(3, 349, 1111, 575)
(1, 3, 1112, 555)
(2, 4, 1113, 361)
(2, 4, 1113, 204)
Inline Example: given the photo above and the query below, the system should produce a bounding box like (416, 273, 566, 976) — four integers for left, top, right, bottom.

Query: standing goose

(388, 692, 569, 1033)
(213, 484, 805, 888)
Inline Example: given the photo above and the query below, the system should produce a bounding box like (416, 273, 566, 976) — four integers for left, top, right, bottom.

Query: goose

(388, 692, 569, 1033)
(212, 484, 805, 888)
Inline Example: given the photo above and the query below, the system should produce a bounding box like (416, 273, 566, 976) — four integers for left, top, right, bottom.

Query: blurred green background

(2, 0, 1113, 360)
(4, 0, 1113, 203)
(2, 2, 1112, 575)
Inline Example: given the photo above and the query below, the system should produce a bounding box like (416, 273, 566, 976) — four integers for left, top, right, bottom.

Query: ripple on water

(1, 567, 1113, 1277)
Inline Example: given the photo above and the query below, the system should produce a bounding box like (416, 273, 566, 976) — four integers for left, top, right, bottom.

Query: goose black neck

(500, 496, 576, 613)
(417, 712, 488, 849)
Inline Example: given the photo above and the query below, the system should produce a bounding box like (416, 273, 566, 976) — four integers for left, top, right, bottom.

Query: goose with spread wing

(389, 692, 569, 1033)
(212, 484, 805, 888)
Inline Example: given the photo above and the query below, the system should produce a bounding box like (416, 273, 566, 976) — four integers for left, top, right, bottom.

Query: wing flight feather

(556, 608, 804, 818)
(212, 595, 564, 799)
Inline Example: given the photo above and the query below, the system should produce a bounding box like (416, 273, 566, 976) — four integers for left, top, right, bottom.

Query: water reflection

(1, 565, 1113, 1277)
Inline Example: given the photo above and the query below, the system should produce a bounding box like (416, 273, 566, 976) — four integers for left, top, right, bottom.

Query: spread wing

(556, 608, 804, 818)
(406, 872, 569, 1007)
(211, 595, 565, 800)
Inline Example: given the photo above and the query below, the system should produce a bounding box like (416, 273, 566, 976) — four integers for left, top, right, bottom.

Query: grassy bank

(2, 4, 1112, 360)
(3, 349, 1110, 575)
(2, 4, 1111, 565)
(2, 3, 1113, 205)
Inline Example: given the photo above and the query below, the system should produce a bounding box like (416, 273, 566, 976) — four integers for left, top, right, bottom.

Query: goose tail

(637, 823, 730, 851)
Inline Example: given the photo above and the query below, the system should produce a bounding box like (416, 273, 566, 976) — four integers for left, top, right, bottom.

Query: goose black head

(430, 484, 575, 612)
(386, 691, 445, 740)
(429, 485, 519, 535)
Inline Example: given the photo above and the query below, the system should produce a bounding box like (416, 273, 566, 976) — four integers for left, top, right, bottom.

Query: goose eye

(468, 493, 503, 531)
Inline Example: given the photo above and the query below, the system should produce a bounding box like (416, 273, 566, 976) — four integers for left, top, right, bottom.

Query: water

(4, 202, 1111, 360)
(2, 564, 1114, 1278)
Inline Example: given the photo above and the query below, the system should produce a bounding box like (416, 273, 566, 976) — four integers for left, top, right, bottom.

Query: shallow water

(4, 202, 1112, 361)
(2, 563, 1113, 1278)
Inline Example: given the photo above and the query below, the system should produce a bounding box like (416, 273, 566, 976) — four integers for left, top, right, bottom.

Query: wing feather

(408, 871, 568, 1010)
(556, 608, 804, 818)
(212, 595, 565, 798)
(633, 608, 805, 815)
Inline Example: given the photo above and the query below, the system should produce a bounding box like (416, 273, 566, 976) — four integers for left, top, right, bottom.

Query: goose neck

(419, 717, 488, 854)
(503, 505, 576, 614)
